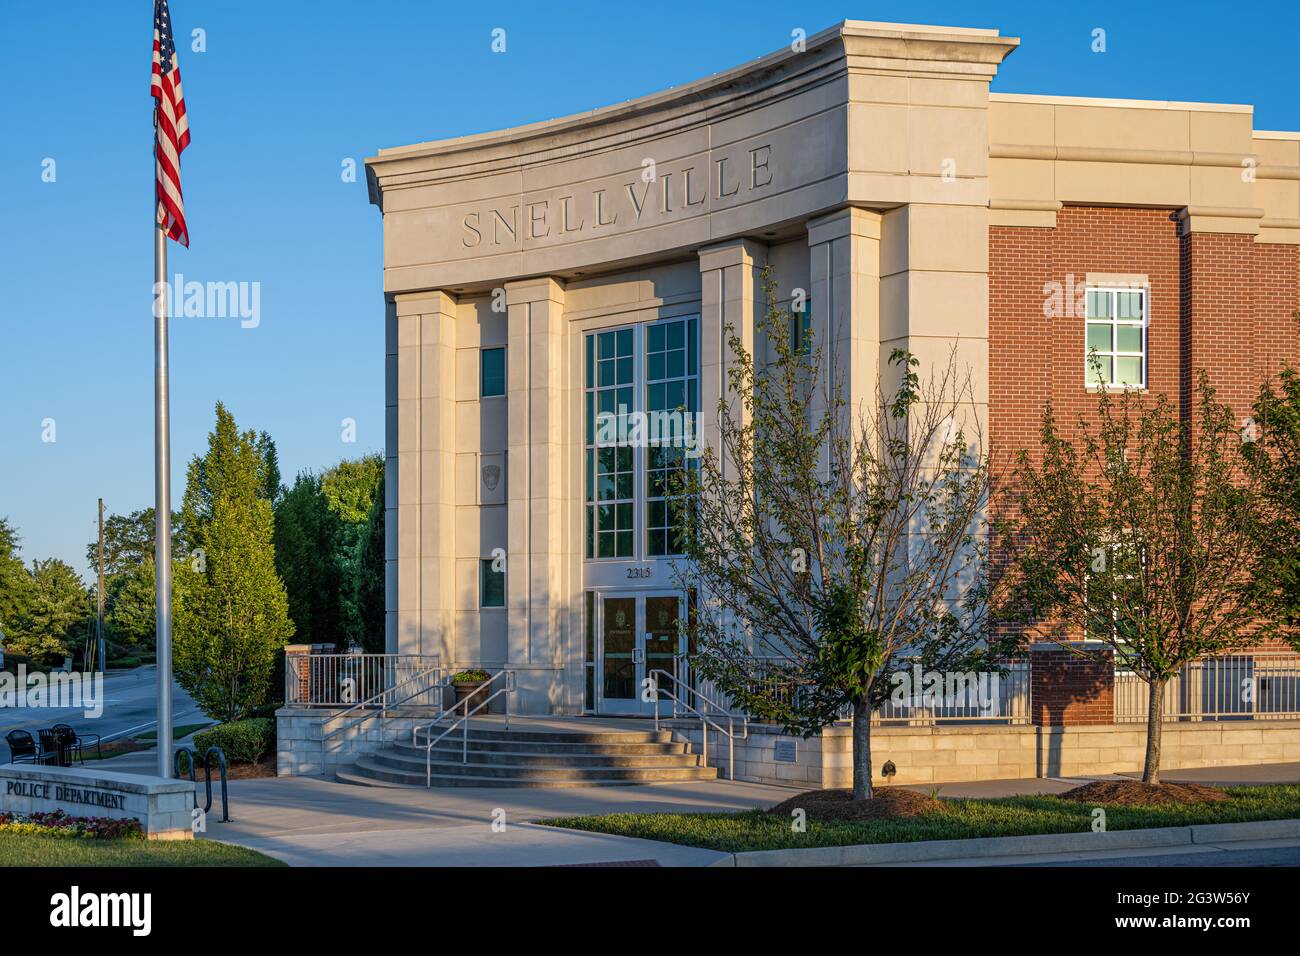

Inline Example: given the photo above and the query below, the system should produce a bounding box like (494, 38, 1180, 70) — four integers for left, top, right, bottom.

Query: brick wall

(1030, 647, 1115, 726)
(991, 207, 1300, 464)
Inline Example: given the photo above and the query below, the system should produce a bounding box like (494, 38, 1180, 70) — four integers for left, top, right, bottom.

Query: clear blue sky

(2, 0, 1297, 580)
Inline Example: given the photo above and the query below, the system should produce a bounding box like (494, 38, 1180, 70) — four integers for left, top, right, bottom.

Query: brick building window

(1085, 287, 1146, 388)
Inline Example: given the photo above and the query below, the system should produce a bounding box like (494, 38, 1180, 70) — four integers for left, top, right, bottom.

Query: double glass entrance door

(598, 591, 684, 715)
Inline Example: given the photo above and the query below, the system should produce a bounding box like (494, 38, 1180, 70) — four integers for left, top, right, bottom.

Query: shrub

(453, 668, 491, 684)
(193, 717, 276, 765)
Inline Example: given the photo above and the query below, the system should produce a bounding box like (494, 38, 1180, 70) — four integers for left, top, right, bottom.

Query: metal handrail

(412, 668, 511, 746)
(322, 664, 446, 744)
(648, 668, 748, 782)
(419, 671, 516, 786)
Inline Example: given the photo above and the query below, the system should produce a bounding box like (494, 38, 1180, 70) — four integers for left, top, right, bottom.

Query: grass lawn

(0, 833, 285, 867)
(539, 785, 1300, 854)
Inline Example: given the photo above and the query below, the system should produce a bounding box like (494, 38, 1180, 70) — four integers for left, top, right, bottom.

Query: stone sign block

(0, 763, 195, 840)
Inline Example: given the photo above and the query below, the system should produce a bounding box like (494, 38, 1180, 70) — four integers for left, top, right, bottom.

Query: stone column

(698, 239, 767, 477)
(879, 203, 990, 431)
(505, 278, 567, 707)
(807, 207, 882, 432)
(392, 291, 457, 661)
(384, 301, 398, 652)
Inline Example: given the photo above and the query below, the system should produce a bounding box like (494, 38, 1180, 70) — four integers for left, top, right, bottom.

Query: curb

(705, 817, 1300, 867)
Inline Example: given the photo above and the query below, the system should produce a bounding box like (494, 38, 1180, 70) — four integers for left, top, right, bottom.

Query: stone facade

(365, 19, 1300, 719)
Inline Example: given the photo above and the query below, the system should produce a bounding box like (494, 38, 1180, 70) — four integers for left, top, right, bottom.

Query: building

(363, 20, 1300, 736)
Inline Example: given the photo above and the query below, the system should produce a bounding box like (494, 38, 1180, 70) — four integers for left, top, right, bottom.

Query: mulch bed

(1059, 779, 1230, 806)
(766, 787, 945, 821)
(177, 756, 276, 780)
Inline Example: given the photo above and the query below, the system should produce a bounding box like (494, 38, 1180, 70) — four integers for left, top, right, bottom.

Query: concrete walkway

(193, 773, 792, 866)
(95, 746, 1300, 865)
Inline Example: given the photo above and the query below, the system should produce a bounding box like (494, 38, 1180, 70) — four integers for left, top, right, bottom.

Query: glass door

(643, 595, 682, 710)
(600, 594, 639, 714)
(598, 592, 684, 715)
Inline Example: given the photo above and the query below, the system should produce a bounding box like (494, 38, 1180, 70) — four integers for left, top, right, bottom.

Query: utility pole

(97, 498, 106, 674)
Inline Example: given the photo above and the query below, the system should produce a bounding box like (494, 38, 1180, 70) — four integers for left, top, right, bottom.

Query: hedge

(192, 718, 276, 765)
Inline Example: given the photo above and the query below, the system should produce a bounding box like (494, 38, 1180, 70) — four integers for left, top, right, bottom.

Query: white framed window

(583, 318, 699, 561)
(1085, 286, 1147, 389)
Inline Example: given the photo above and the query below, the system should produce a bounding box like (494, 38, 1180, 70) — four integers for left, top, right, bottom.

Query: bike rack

(173, 745, 231, 822)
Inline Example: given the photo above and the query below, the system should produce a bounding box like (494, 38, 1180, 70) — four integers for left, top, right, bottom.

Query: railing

(413, 670, 516, 786)
(285, 653, 442, 707)
(649, 667, 748, 781)
(681, 655, 1031, 726)
(874, 660, 1031, 725)
(1115, 654, 1300, 723)
(322, 663, 447, 746)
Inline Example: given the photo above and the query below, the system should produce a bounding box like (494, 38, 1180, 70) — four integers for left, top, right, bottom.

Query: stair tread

(341, 755, 718, 789)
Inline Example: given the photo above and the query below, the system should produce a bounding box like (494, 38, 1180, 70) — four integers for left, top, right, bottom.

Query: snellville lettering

(461, 145, 775, 248)
(5, 779, 127, 811)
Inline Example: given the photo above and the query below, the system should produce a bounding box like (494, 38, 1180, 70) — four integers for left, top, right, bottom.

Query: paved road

(1031, 842, 1300, 867)
(0, 665, 203, 760)
(884, 837, 1300, 867)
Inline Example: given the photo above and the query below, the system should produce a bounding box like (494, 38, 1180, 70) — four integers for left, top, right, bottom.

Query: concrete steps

(337, 722, 717, 788)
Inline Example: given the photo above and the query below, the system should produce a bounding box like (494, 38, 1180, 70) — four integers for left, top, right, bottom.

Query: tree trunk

(1142, 677, 1165, 784)
(852, 696, 874, 800)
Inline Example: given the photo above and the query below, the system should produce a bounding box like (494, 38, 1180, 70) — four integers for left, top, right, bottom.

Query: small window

(789, 301, 812, 354)
(481, 347, 506, 397)
(480, 559, 505, 608)
(1085, 287, 1146, 388)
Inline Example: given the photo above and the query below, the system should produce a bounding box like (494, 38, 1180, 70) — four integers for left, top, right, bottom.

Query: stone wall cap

(0, 763, 193, 795)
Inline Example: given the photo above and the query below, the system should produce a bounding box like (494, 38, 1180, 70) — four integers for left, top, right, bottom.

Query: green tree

(173, 402, 295, 721)
(0, 517, 30, 641)
(85, 509, 159, 578)
(674, 269, 1006, 801)
(353, 473, 387, 653)
(322, 455, 385, 646)
(1244, 325, 1300, 645)
(105, 557, 157, 653)
(9, 558, 87, 664)
(258, 430, 283, 506)
(1007, 372, 1270, 783)
(273, 471, 342, 647)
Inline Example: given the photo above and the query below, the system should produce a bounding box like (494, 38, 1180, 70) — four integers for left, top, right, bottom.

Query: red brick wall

(990, 207, 1300, 671)
(1030, 647, 1115, 726)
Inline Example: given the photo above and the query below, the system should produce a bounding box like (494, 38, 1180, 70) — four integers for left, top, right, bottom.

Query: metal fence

(1114, 654, 1300, 723)
(285, 653, 442, 707)
(677, 656, 1032, 726)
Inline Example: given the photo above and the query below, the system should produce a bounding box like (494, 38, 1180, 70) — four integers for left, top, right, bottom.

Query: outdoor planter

(452, 670, 496, 714)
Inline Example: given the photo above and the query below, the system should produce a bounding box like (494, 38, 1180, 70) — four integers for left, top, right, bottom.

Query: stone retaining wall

(277, 707, 431, 776)
(675, 719, 1300, 788)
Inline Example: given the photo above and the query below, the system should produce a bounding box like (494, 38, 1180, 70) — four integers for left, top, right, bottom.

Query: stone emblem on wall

(479, 452, 505, 505)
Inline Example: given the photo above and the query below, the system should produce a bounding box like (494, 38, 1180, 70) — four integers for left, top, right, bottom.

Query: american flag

(151, 0, 190, 246)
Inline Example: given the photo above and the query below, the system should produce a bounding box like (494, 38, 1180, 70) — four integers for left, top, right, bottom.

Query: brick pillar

(1030, 643, 1114, 726)
(285, 644, 311, 705)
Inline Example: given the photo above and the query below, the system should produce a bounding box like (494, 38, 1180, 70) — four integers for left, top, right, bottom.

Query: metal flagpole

(154, 209, 174, 779)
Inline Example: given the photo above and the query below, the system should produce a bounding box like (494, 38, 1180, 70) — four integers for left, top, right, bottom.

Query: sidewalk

(98, 753, 1300, 866)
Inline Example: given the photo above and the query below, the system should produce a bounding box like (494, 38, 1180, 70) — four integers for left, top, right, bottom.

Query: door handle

(633, 649, 645, 664)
